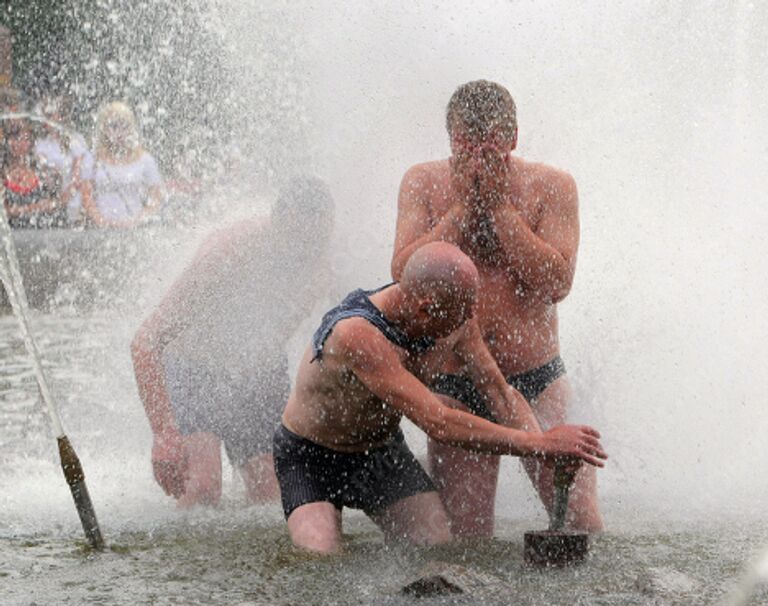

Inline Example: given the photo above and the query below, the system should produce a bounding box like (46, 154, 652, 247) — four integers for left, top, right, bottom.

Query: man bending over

(132, 177, 334, 507)
(275, 242, 606, 554)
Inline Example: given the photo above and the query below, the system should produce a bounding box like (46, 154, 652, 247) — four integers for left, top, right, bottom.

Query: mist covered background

(273, 0, 768, 522)
(1, 0, 766, 532)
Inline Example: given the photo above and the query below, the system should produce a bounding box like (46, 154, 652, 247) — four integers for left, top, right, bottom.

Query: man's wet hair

(272, 175, 334, 228)
(446, 80, 517, 140)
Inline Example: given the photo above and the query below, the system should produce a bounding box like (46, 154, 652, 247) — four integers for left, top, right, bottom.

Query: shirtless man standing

(391, 80, 602, 533)
(275, 242, 606, 554)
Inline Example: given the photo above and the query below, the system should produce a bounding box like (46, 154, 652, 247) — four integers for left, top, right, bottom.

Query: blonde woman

(81, 102, 165, 228)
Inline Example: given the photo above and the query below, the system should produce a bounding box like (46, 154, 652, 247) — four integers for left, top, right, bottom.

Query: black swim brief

(431, 374, 495, 422)
(507, 356, 566, 403)
(431, 356, 567, 422)
(272, 424, 436, 519)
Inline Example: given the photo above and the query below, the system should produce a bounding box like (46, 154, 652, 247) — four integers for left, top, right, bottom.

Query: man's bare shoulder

(326, 317, 394, 356)
(401, 159, 450, 189)
(325, 317, 397, 366)
(520, 158, 577, 195)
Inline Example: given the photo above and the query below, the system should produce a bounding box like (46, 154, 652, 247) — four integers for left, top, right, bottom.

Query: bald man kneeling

(275, 243, 607, 554)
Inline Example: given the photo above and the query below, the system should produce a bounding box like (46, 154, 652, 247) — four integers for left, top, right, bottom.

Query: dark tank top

(311, 284, 435, 361)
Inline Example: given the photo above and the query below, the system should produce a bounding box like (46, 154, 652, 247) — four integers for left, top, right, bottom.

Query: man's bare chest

(427, 182, 544, 230)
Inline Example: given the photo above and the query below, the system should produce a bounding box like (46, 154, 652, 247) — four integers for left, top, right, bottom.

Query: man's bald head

(399, 243, 479, 336)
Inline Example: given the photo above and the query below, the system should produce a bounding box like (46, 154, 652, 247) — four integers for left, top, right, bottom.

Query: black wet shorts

(432, 356, 567, 422)
(163, 354, 290, 466)
(272, 424, 436, 519)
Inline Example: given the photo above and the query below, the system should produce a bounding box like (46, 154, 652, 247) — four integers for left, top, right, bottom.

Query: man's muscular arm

(130, 229, 236, 495)
(391, 165, 465, 280)
(332, 321, 606, 465)
(131, 296, 189, 496)
(451, 320, 599, 470)
(452, 319, 541, 432)
(492, 170, 579, 303)
(131, 232, 227, 428)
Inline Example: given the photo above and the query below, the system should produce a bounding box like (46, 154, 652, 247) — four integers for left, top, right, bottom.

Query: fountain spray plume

(0, 170, 104, 550)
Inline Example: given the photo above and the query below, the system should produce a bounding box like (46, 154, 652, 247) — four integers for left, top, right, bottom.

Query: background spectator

(34, 95, 94, 226)
(81, 101, 165, 228)
(2, 118, 64, 228)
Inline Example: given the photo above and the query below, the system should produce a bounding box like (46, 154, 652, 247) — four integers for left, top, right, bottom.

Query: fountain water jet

(0, 170, 104, 549)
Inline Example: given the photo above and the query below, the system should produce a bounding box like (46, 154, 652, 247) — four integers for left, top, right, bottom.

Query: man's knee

(377, 491, 453, 547)
(419, 506, 453, 546)
(287, 502, 342, 555)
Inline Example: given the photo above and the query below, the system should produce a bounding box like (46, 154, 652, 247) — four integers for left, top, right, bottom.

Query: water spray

(719, 547, 768, 606)
(0, 115, 105, 549)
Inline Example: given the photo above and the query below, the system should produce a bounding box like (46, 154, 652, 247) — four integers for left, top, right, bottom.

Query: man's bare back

(132, 176, 335, 507)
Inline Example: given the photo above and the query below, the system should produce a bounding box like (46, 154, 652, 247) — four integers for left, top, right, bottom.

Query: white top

(82, 152, 163, 221)
(34, 133, 94, 221)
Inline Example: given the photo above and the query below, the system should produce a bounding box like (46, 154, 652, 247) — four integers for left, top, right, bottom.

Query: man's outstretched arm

(131, 234, 221, 429)
(333, 321, 606, 466)
(452, 319, 541, 432)
(130, 230, 232, 495)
